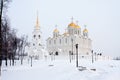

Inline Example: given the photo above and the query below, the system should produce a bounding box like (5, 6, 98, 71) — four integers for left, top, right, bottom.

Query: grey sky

(8, 0, 120, 57)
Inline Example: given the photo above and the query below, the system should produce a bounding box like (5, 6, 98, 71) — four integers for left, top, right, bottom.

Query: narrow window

(75, 31, 77, 34)
(38, 35, 40, 38)
(78, 31, 79, 34)
(49, 40, 51, 45)
(65, 38, 67, 44)
(54, 40, 56, 44)
(34, 35, 36, 38)
(59, 39, 61, 44)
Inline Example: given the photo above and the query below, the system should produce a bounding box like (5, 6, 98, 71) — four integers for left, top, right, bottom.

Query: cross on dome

(84, 25, 87, 28)
(53, 25, 59, 33)
(55, 25, 58, 28)
(83, 25, 88, 33)
(71, 17, 74, 22)
(76, 20, 78, 25)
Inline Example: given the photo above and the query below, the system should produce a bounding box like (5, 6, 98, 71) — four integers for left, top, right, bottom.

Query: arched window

(38, 35, 40, 38)
(75, 31, 77, 34)
(34, 35, 36, 38)
(78, 30, 79, 35)
(49, 40, 51, 45)
(65, 38, 67, 44)
(54, 40, 56, 44)
(59, 39, 61, 44)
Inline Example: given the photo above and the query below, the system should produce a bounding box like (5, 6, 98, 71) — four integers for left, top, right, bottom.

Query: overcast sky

(7, 0, 120, 57)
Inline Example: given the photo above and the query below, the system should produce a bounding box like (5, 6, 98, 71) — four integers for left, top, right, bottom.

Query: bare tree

(0, 0, 12, 74)
(1, 17, 18, 66)
(7, 32, 22, 66)
(1, 17, 10, 66)
(19, 35, 28, 65)
(16, 38, 21, 60)
(10, 29, 17, 66)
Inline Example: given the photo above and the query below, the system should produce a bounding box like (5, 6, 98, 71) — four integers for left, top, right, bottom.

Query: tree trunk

(12, 53, 14, 66)
(5, 58, 7, 66)
(21, 58, 23, 65)
(10, 58, 11, 66)
(0, 0, 4, 75)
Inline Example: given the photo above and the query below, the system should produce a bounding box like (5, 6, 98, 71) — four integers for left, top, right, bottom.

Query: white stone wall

(47, 34, 92, 56)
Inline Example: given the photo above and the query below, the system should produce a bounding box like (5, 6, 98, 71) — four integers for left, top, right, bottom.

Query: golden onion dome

(75, 25, 81, 28)
(53, 28, 59, 33)
(68, 22, 76, 28)
(83, 28, 88, 33)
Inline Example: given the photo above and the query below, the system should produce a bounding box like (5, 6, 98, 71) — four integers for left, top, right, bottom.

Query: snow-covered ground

(1, 57, 120, 80)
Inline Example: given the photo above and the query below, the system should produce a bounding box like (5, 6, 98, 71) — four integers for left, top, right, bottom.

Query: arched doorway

(55, 51, 58, 55)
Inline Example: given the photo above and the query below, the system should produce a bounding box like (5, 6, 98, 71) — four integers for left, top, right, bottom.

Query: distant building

(46, 18, 92, 56)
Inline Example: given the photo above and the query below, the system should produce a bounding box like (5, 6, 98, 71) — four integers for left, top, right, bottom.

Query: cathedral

(46, 18, 92, 57)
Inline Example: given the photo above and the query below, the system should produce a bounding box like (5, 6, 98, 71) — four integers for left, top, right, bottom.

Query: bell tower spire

(35, 11, 40, 29)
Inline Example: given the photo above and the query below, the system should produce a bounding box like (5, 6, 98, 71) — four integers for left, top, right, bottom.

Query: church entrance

(55, 51, 58, 55)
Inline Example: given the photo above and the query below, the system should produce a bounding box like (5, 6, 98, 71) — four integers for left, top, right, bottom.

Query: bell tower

(31, 12, 43, 59)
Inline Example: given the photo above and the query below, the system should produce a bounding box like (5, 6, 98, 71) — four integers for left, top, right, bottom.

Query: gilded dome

(75, 25, 81, 28)
(83, 28, 88, 33)
(68, 22, 76, 28)
(53, 28, 59, 33)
